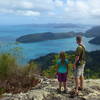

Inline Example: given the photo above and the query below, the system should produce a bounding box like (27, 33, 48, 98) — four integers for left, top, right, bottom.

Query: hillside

(89, 37, 100, 45)
(86, 26, 100, 44)
(0, 51, 100, 100)
(30, 51, 100, 78)
(86, 26, 100, 37)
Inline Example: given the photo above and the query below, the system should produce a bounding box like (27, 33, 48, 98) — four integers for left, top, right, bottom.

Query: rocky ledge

(1, 77, 100, 100)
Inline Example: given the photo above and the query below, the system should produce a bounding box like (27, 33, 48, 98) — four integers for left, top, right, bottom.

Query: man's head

(76, 35, 82, 44)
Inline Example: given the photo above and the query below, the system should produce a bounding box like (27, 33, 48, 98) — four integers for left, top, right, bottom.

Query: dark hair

(76, 35, 82, 42)
(59, 52, 66, 64)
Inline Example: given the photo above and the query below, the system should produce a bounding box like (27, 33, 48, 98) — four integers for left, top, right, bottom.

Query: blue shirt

(56, 59, 69, 73)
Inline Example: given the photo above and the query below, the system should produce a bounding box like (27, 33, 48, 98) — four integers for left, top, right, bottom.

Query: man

(73, 35, 86, 95)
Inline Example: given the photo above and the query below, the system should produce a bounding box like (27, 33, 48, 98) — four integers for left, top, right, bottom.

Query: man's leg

(80, 76, 84, 89)
(75, 77, 79, 93)
(80, 64, 85, 89)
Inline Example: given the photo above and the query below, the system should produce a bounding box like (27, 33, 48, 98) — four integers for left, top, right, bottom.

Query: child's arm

(66, 64, 69, 75)
(55, 64, 58, 72)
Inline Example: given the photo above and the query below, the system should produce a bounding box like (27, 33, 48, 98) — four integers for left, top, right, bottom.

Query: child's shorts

(57, 72, 67, 82)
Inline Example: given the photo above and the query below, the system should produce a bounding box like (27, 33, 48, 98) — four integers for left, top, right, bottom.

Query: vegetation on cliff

(0, 53, 40, 95)
(0, 49, 100, 95)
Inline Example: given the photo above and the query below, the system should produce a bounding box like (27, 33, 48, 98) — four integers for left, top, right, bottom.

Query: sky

(0, 0, 100, 25)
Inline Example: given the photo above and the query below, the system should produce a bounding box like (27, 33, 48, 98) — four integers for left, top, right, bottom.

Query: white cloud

(54, 0, 63, 7)
(14, 1, 34, 9)
(16, 10, 40, 16)
(64, 0, 100, 22)
(48, 12, 56, 16)
(0, 0, 55, 15)
(0, 8, 40, 16)
(0, 8, 14, 14)
(0, 0, 100, 24)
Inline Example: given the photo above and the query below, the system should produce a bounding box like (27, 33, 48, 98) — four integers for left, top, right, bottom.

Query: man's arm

(74, 46, 82, 69)
(73, 56, 79, 69)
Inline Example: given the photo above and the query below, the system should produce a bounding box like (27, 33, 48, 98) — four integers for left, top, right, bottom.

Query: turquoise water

(0, 25, 100, 65)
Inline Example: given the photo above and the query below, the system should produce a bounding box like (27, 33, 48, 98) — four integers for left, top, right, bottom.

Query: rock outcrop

(1, 76, 100, 100)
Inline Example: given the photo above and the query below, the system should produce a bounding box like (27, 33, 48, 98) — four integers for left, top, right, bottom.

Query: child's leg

(59, 82, 62, 90)
(63, 82, 67, 90)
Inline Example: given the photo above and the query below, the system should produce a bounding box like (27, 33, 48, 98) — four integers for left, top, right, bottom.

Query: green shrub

(0, 88, 5, 95)
(0, 53, 39, 94)
(0, 53, 39, 79)
(0, 53, 17, 79)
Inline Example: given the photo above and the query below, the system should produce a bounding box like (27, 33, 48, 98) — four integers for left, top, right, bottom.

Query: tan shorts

(74, 63, 85, 78)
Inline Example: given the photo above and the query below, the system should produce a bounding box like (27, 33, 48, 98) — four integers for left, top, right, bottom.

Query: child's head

(59, 52, 66, 64)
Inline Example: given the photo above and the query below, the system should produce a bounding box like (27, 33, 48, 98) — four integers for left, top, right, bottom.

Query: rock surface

(1, 77, 100, 100)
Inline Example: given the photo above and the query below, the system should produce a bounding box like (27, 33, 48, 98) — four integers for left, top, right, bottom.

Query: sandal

(69, 90, 79, 98)
(57, 88, 61, 94)
(73, 87, 83, 91)
(78, 87, 83, 91)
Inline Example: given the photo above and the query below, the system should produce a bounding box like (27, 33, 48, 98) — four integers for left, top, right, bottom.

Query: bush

(0, 53, 40, 94)
(0, 53, 17, 79)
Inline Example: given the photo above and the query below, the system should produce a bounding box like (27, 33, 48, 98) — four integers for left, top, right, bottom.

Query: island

(86, 26, 100, 37)
(16, 32, 78, 43)
(86, 26, 100, 45)
(89, 36, 100, 45)
(16, 26, 100, 45)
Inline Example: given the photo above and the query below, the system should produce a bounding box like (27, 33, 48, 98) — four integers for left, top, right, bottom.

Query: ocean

(0, 24, 100, 65)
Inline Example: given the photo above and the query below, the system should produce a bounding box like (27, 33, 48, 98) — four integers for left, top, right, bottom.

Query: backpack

(76, 44, 86, 67)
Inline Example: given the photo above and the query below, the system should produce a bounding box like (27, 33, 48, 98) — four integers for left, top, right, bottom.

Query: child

(56, 52, 69, 93)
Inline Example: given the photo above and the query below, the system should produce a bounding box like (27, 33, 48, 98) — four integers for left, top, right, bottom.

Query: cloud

(48, 12, 56, 16)
(54, 0, 64, 7)
(0, 8, 40, 16)
(14, 1, 34, 9)
(16, 10, 40, 16)
(63, 0, 100, 24)
(0, 0, 55, 16)
(0, 0, 100, 24)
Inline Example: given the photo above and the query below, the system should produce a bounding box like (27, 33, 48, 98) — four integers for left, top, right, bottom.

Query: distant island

(16, 25, 100, 45)
(86, 26, 100, 45)
(16, 32, 78, 43)
(86, 26, 100, 37)
(53, 23, 80, 28)
(89, 37, 100, 45)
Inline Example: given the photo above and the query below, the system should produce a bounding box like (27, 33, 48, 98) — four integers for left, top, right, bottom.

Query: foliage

(0, 53, 40, 94)
(0, 53, 17, 79)
(42, 51, 100, 79)
(43, 53, 75, 78)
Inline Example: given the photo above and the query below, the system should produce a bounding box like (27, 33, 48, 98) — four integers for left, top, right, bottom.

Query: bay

(0, 25, 100, 65)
